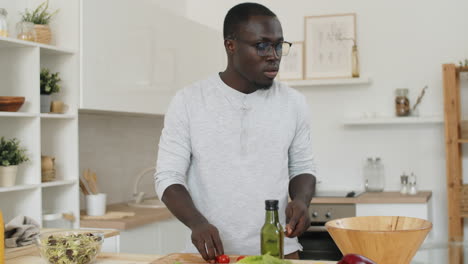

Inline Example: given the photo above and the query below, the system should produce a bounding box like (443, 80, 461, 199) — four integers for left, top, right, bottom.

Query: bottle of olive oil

(261, 200, 284, 258)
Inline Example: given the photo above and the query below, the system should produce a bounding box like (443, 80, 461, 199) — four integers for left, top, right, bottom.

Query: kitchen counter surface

(80, 192, 433, 231)
(7, 252, 336, 264)
(80, 202, 173, 230)
(311, 191, 432, 204)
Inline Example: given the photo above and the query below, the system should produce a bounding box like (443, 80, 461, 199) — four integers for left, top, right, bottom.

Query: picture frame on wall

(278, 41, 304, 81)
(304, 13, 356, 79)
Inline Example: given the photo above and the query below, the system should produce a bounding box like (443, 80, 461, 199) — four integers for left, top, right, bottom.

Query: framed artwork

(278, 41, 304, 81)
(304, 13, 356, 79)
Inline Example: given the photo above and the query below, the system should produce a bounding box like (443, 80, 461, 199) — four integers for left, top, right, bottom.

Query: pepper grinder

(400, 173, 409, 195)
(409, 173, 418, 195)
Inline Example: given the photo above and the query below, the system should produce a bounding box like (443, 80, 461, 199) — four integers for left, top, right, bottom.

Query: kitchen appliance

(298, 191, 361, 261)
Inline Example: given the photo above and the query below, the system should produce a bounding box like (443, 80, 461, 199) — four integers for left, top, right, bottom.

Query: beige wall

(79, 113, 164, 206)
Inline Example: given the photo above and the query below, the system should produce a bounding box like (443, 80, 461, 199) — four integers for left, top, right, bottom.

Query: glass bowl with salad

(35, 230, 104, 264)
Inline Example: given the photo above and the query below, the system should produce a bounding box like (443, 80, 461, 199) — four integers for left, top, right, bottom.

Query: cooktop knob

(311, 211, 318, 218)
(325, 211, 332, 218)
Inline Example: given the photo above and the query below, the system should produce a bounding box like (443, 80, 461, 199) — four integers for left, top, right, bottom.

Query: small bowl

(35, 230, 104, 264)
(326, 216, 432, 264)
(0, 96, 25, 112)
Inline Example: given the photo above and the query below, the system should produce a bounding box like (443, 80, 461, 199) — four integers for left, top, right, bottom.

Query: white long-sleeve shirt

(154, 73, 318, 255)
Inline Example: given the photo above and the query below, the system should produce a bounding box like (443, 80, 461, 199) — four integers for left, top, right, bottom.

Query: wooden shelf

(457, 66, 468, 73)
(458, 139, 468, 144)
(41, 179, 77, 188)
(0, 184, 40, 193)
(0, 36, 75, 55)
(0, 112, 37, 118)
(343, 116, 443, 125)
(285, 76, 371, 87)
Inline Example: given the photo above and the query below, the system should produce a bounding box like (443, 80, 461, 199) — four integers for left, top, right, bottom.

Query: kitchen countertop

(80, 202, 173, 230)
(80, 192, 432, 230)
(7, 252, 336, 264)
(311, 191, 432, 204)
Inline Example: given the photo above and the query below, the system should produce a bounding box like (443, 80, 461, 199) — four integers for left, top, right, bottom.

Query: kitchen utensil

(83, 169, 99, 194)
(79, 178, 90, 195)
(326, 216, 432, 264)
(91, 171, 99, 193)
(151, 254, 243, 264)
(0, 96, 25, 112)
(85, 193, 106, 216)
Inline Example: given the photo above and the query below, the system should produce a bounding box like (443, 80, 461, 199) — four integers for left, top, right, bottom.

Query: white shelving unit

(285, 76, 371, 87)
(0, 0, 80, 228)
(343, 116, 444, 125)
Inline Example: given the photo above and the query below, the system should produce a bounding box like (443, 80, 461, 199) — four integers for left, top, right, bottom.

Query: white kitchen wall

(184, 0, 468, 242)
(79, 113, 163, 206)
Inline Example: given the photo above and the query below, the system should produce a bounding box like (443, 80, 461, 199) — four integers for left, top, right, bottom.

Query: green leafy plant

(0, 137, 29, 166)
(459, 59, 468, 67)
(40, 68, 61, 95)
(21, 0, 59, 25)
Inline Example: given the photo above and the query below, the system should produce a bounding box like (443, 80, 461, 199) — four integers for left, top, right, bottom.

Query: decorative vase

(351, 45, 360, 78)
(41, 155, 56, 182)
(34, 24, 51, 44)
(0, 165, 18, 187)
(40, 94, 51, 113)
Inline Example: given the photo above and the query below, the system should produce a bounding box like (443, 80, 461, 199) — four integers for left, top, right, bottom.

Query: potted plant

(40, 68, 61, 113)
(0, 137, 28, 187)
(20, 0, 59, 44)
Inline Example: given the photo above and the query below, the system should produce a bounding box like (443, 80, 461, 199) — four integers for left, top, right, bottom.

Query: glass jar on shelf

(395, 88, 410, 116)
(0, 8, 8, 37)
(16, 21, 36, 42)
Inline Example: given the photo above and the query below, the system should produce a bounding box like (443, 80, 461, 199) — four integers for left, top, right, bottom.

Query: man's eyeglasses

(233, 39, 292, 57)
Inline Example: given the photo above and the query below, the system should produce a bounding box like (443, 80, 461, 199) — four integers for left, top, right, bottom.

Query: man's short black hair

(223, 2, 277, 39)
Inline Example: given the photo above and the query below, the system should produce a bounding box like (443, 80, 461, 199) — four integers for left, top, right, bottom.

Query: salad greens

(39, 232, 102, 264)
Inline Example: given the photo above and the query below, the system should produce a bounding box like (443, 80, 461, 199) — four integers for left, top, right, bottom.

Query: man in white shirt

(155, 2, 317, 262)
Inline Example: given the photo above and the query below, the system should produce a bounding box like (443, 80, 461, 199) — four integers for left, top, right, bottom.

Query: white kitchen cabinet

(120, 218, 190, 254)
(0, 0, 80, 228)
(81, 0, 225, 115)
(356, 203, 431, 220)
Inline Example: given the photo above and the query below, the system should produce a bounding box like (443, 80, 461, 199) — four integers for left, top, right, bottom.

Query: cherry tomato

(216, 254, 230, 264)
(236, 256, 245, 262)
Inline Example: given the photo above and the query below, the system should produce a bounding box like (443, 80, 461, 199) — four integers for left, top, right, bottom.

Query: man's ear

(224, 39, 235, 55)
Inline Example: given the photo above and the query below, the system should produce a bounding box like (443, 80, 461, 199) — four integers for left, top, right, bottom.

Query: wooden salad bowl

(0, 96, 25, 112)
(326, 216, 432, 264)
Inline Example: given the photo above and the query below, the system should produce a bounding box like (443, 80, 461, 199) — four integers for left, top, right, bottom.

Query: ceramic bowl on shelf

(326, 216, 432, 264)
(35, 230, 104, 264)
(0, 96, 25, 112)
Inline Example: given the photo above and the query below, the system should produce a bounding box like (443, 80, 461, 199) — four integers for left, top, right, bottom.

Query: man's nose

(265, 46, 280, 60)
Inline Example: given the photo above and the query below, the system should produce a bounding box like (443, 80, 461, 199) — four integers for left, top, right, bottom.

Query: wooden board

(80, 211, 136, 220)
(150, 253, 335, 264)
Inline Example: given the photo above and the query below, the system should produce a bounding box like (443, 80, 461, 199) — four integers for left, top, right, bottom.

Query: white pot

(40, 94, 52, 113)
(0, 165, 18, 187)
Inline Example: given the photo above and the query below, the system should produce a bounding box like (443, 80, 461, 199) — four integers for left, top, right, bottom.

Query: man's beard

(253, 80, 274, 90)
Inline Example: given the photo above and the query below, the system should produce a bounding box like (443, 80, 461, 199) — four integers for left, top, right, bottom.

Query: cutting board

(150, 253, 335, 264)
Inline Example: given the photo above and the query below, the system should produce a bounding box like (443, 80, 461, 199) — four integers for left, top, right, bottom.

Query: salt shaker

(400, 173, 408, 195)
(409, 173, 418, 195)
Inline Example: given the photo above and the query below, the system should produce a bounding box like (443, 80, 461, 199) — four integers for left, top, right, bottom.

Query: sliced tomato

(216, 254, 230, 264)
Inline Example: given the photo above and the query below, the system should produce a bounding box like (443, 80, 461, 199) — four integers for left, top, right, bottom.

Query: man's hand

(285, 199, 310, 238)
(191, 222, 224, 263)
